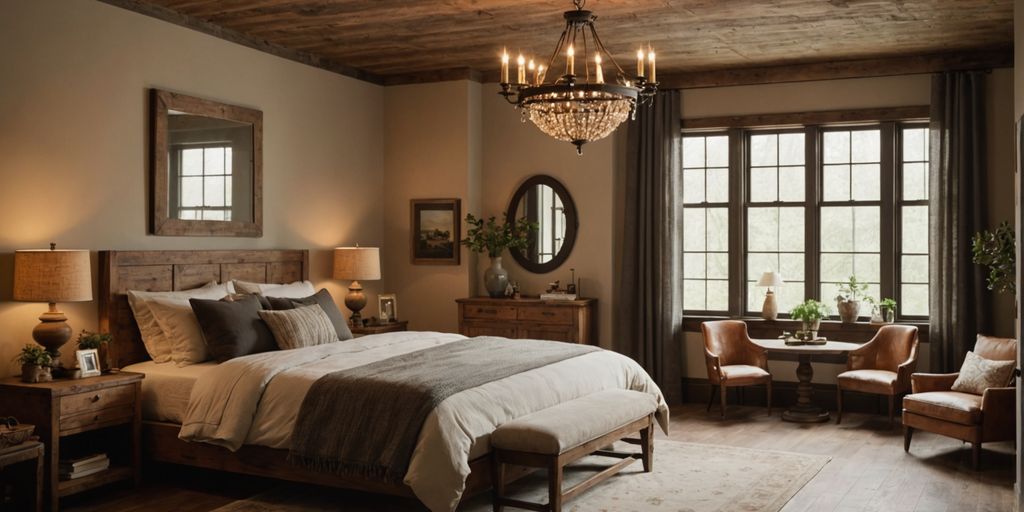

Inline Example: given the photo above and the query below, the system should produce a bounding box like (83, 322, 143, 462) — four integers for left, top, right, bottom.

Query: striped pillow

(259, 304, 337, 350)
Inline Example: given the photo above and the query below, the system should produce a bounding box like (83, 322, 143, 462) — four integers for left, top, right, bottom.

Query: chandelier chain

(573, 0, 585, 10)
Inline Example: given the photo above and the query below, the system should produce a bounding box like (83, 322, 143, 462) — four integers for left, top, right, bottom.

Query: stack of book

(59, 453, 109, 480)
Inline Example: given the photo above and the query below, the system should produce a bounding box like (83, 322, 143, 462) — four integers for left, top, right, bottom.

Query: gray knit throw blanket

(288, 337, 599, 484)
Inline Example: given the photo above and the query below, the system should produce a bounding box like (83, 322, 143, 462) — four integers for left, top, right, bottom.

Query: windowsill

(682, 315, 929, 343)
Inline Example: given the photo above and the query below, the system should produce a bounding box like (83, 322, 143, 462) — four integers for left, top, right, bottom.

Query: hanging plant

(971, 221, 1016, 294)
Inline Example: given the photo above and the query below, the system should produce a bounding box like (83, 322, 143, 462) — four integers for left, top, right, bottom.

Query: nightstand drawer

(60, 405, 134, 434)
(464, 305, 517, 320)
(60, 385, 135, 417)
(518, 307, 574, 325)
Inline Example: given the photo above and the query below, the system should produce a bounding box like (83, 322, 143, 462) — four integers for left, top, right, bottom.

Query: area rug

(213, 440, 830, 512)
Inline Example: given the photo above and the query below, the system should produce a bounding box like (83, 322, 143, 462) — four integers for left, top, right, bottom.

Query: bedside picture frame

(411, 199, 460, 265)
(378, 294, 398, 322)
(76, 349, 102, 377)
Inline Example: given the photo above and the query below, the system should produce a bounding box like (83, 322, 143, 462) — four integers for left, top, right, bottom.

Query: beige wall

(0, 0, 385, 375)
(381, 81, 482, 334)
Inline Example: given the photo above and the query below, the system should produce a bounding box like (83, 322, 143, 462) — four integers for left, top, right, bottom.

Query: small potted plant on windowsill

(879, 298, 897, 323)
(791, 299, 831, 334)
(835, 275, 868, 324)
(77, 330, 113, 372)
(15, 345, 53, 383)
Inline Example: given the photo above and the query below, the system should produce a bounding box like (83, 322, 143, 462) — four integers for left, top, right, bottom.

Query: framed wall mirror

(150, 89, 263, 237)
(506, 175, 578, 273)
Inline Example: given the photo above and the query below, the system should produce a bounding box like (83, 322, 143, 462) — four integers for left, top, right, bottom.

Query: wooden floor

(63, 403, 1015, 512)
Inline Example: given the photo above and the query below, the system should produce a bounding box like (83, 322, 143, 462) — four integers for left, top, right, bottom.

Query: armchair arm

(981, 387, 1016, 442)
(910, 372, 959, 393)
(847, 338, 878, 371)
(746, 339, 768, 371)
(895, 343, 919, 393)
(704, 348, 724, 384)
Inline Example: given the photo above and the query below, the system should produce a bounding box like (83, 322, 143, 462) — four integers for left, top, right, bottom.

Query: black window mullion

(728, 127, 746, 317)
(880, 122, 897, 302)
(804, 125, 820, 302)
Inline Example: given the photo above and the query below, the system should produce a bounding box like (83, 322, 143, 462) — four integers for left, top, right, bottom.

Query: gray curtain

(929, 71, 991, 372)
(617, 90, 684, 404)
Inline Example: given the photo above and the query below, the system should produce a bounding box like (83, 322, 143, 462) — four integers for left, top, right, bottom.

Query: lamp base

(761, 290, 778, 321)
(345, 281, 367, 327)
(33, 303, 72, 359)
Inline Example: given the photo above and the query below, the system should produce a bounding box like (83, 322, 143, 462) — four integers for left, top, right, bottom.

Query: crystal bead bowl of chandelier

(498, 0, 658, 154)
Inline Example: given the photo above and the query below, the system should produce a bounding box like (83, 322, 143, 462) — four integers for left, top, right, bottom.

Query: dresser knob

(91, 395, 100, 403)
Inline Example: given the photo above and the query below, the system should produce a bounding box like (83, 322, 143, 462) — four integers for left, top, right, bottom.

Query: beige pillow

(147, 296, 209, 366)
(234, 280, 315, 298)
(951, 351, 1015, 395)
(126, 282, 230, 363)
(259, 305, 337, 350)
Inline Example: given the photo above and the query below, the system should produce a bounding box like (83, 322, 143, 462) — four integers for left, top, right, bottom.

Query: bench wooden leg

(640, 415, 654, 472)
(491, 453, 506, 512)
(548, 458, 563, 512)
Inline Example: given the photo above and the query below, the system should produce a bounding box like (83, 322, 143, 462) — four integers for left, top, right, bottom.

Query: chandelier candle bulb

(594, 54, 604, 83)
(637, 49, 645, 77)
(537, 64, 546, 85)
(528, 59, 536, 84)
(501, 50, 509, 83)
(648, 50, 656, 83)
(517, 54, 526, 84)
(567, 45, 575, 75)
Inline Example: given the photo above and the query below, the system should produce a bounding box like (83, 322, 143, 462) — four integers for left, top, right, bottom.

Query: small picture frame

(76, 349, 102, 378)
(378, 294, 398, 323)
(411, 199, 461, 265)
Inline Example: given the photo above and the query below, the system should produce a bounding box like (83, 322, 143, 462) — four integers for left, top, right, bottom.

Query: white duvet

(179, 331, 669, 512)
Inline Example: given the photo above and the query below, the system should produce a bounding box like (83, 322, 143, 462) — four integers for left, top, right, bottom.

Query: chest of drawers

(456, 297, 596, 344)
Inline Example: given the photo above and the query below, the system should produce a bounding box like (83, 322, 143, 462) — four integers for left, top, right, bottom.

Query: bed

(98, 249, 668, 511)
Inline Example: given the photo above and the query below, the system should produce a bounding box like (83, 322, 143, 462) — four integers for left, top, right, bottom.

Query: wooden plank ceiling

(109, 0, 1012, 86)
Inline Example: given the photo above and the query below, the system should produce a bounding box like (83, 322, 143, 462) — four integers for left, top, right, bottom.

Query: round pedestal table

(753, 339, 861, 423)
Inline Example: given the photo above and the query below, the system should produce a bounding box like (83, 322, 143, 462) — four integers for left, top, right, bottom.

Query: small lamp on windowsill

(333, 246, 381, 327)
(13, 243, 93, 363)
(757, 271, 784, 321)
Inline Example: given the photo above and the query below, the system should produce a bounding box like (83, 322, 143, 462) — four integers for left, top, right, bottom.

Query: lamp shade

(13, 249, 93, 303)
(756, 271, 784, 288)
(333, 247, 381, 281)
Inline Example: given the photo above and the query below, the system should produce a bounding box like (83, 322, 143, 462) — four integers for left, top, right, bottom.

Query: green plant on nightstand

(791, 299, 831, 333)
(15, 345, 52, 383)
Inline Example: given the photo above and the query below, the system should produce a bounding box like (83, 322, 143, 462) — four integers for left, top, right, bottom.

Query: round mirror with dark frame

(506, 175, 578, 274)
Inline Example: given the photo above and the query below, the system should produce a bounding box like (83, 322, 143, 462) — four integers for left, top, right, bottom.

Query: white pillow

(147, 296, 209, 367)
(126, 282, 231, 363)
(951, 351, 1016, 395)
(234, 280, 315, 299)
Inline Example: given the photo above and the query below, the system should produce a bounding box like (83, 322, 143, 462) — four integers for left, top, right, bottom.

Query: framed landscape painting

(411, 198, 461, 265)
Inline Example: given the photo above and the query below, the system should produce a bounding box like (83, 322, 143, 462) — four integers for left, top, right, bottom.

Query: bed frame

(97, 249, 512, 502)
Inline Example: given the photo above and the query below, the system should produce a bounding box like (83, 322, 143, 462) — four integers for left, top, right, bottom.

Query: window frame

(895, 121, 931, 321)
(681, 116, 929, 322)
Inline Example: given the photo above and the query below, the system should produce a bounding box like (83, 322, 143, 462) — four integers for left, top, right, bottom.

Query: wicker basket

(0, 419, 35, 449)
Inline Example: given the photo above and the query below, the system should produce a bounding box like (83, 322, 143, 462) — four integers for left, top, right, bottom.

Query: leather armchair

(903, 335, 1017, 469)
(836, 325, 919, 427)
(701, 320, 772, 418)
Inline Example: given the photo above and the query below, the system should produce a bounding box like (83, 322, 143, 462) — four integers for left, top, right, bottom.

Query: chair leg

(706, 385, 717, 413)
(903, 426, 913, 452)
(491, 454, 505, 512)
(972, 443, 981, 470)
(766, 380, 772, 416)
(548, 459, 563, 512)
(640, 416, 654, 472)
(719, 385, 727, 418)
(887, 394, 895, 429)
(836, 388, 843, 425)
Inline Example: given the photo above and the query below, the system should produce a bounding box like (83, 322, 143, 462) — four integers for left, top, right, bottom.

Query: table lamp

(13, 244, 93, 359)
(333, 246, 381, 326)
(757, 271, 784, 321)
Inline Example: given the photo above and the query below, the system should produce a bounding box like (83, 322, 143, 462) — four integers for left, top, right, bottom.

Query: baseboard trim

(682, 377, 901, 414)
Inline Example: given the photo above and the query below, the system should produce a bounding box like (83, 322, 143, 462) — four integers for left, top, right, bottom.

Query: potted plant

(78, 330, 113, 371)
(972, 221, 1015, 294)
(835, 276, 868, 324)
(460, 214, 536, 298)
(879, 298, 897, 323)
(791, 299, 830, 333)
(15, 345, 52, 383)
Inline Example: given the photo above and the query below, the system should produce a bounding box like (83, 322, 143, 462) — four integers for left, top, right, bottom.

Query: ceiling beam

(659, 49, 1013, 90)
(97, 0, 384, 85)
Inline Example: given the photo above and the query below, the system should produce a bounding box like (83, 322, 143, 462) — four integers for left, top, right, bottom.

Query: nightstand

(0, 372, 143, 511)
(0, 440, 44, 512)
(351, 320, 408, 337)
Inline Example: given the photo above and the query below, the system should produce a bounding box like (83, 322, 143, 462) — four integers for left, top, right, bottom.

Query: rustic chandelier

(499, 0, 658, 154)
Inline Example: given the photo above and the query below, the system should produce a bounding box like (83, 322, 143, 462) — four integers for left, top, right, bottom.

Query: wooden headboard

(98, 250, 309, 369)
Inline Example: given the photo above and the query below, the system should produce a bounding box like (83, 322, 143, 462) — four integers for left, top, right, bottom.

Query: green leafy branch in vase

(460, 214, 537, 258)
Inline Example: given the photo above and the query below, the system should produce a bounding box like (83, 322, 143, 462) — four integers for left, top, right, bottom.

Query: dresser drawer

(60, 405, 134, 434)
(463, 305, 518, 321)
(518, 307, 574, 325)
(60, 385, 135, 418)
(462, 324, 519, 338)
(517, 325, 577, 343)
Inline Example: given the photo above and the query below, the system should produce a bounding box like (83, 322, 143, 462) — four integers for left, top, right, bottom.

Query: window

(174, 145, 233, 221)
(682, 134, 730, 313)
(681, 119, 930, 320)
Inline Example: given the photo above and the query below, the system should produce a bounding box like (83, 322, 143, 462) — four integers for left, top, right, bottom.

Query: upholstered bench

(490, 389, 658, 512)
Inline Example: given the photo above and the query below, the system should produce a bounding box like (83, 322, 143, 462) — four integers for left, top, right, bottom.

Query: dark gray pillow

(189, 295, 278, 362)
(260, 289, 353, 341)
